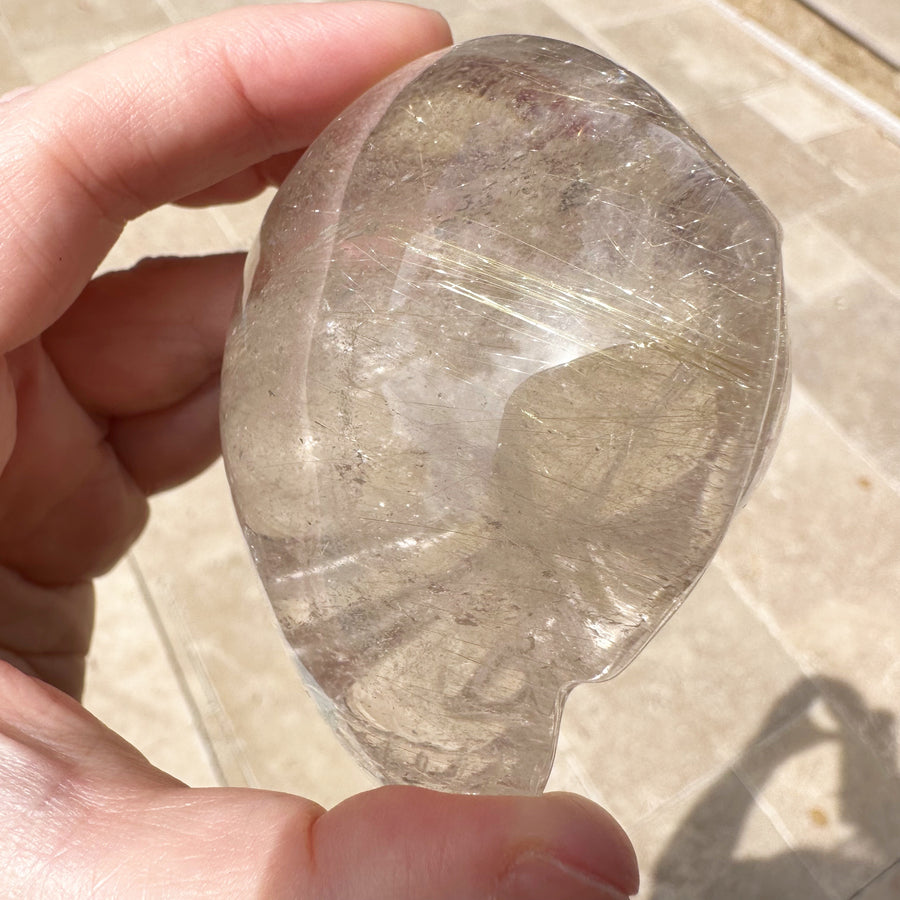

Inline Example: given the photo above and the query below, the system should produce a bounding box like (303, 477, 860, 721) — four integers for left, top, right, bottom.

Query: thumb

(303, 786, 639, 900)
(0, 661, 638, 899)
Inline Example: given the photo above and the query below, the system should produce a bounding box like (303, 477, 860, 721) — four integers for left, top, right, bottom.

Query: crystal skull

(220, 34, 789, 795)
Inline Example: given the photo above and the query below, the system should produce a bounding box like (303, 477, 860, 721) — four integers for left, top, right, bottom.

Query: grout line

(718, 541, 900, 782)
(735, 769, 804, 851)
(789, 380, 900, 498)
(715, 554, 818, 682)
(551, 731, 608, 807)
(539, 0, 612, 52)
(705, 0, 900, 143)
(628, 761, 731, 828)
(126, 552, 230, 787)
(733, 763, 845, 900)
(716, 558, 894, 900)
(153, 0, 182, 25)
(210, 207, 245, 250)
(794, 0, 899, 71)
(626, 750, 792, 832)
(544, 0, 698, 47)
(789, 213, 900, 305)
(847, 856, 900, 900)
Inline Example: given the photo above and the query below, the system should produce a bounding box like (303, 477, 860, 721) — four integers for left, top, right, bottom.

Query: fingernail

(497, 854, 632, 900)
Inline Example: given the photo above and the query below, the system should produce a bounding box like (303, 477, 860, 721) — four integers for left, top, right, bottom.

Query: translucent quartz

(220, 35, 789, 794)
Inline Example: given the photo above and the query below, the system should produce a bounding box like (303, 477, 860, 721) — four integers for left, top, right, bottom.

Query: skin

(0, 4, 639, 897)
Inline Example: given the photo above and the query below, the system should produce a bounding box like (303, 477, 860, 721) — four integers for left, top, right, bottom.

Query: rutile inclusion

(220, 35, 790, 794)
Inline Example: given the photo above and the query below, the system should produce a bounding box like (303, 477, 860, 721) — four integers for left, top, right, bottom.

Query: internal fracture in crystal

(220, 34, 790, 795)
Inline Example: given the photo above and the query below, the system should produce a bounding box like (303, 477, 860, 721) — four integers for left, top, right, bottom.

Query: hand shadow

(648, 677, 900, 899)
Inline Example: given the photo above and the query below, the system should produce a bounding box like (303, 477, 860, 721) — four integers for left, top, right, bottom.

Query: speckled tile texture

(2, 0, 897, 896)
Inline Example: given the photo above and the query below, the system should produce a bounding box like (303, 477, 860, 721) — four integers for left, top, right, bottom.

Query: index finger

(0, 2, 451, 352)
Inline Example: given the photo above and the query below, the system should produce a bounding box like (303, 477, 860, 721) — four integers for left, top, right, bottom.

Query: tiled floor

(804, 0, 900, 69)
(1, 0, 898, 896)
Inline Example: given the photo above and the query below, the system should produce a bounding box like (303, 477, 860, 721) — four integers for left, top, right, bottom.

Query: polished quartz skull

(220, 35, 789, 794)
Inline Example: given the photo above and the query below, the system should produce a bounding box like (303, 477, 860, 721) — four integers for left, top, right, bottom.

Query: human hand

(0, 4, 638, 897)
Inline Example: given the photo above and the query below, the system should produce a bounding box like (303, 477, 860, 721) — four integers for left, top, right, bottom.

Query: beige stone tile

(854, 862, 900, 900)
(789, 275, 900, 481)
(21, 41, 132, 84)
(545, 728, 608, 808)
(726, 0, 900, 120)
(735, 690, 900, 900)
(0, 31, 28, 93)
(803, 0, 900, 71)
(169, 0, 468, 27)
(599, 5, 787, 114)
(781, 216, 868, 297)
(449, 0, 597, 48)
(132, 462, 375, 806)
(99, 204, 239, 274)
(417, 0, 477, 21)
(1, 0, 169, 52)
(628, 769, 831, 899)
(817, 184, 900, 286)
(744, 79, 858, 144)
(687, 101, 851, 222)
(83, 559, 222, 787)
(162, 0, 308, 23)
(214, 191, 275, 249)
(718, 392, 900, 772)
(541, 0, 697, 29)
(6, 0, 170, 84)
(554, 564, 807, 829)
(808, 124, 900, 190)
(465, 0, 526, 9)
(95, 186, 276, 279)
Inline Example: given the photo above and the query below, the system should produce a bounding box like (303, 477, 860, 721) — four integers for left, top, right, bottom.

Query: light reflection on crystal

(221, 35, 789, 795)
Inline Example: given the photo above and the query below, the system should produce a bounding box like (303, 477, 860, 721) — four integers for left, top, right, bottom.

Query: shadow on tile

(552, 565, 808, 826)
(719, 394, 900, 753)
(640, 677, 900, 899)
(854, 862, 900, 900)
